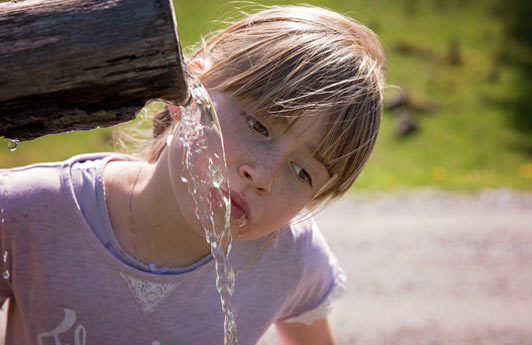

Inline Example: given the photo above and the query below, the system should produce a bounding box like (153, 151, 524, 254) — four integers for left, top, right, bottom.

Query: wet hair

(150, 5, 385, 207)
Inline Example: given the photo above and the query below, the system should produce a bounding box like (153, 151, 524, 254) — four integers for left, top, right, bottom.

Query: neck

(105, 152, 211, 269)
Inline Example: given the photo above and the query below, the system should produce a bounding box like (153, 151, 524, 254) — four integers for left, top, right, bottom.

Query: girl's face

(209, 92, 331, 240)
(166, 92, 330, 242)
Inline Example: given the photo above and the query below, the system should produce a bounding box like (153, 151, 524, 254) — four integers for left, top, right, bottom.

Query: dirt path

(258, 189, 532, 345)
(1, 189, 531, 344)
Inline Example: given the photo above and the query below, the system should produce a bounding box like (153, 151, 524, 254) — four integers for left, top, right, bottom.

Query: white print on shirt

(35, 308, 163, 345)
(36, 308, 86, 345)
(120, 272, 180, 315)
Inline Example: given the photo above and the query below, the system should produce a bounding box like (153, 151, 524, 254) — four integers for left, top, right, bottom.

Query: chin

(231, 226, 274, 242)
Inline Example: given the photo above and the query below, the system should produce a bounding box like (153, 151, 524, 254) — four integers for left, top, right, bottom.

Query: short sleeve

(277, 221, 346, 325)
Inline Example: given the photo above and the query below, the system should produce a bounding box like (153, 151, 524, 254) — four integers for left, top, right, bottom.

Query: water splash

(2, 251, 8, 280)
(169, 81, 239, 345)
(7, 139, 19, 152)
(1, 209, 5, 280)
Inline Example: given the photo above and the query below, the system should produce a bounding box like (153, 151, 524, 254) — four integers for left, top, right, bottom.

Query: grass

(1, 0, 530, 192)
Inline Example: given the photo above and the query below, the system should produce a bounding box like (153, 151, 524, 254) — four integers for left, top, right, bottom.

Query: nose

(239, 163, 274, 195)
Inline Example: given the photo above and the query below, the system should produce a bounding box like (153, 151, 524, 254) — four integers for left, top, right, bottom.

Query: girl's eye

(291, 162, 313, 186)
(246, 116, 269, 137)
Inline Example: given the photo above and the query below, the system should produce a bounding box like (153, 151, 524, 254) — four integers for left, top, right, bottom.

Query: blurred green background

(1, 0, 531, 192)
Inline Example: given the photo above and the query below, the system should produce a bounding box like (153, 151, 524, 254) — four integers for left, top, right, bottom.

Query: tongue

(230, 200, 245, 219)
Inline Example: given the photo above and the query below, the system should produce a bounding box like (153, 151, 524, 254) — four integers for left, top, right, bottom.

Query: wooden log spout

(0, 0, 190, 141)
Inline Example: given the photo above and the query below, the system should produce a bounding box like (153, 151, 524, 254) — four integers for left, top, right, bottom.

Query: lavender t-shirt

(0, 153, 345, 345)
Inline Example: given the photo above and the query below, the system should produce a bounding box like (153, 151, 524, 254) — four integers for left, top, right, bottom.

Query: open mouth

(227, 189, 249, 223)
(229, 199, 246, 219)
(211, 188, 249, 222)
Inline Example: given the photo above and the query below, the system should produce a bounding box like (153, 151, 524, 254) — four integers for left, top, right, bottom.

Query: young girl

(0, 4, 385, 345)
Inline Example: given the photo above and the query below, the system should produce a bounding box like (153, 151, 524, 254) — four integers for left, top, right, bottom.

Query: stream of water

(166, 81, 239, 345)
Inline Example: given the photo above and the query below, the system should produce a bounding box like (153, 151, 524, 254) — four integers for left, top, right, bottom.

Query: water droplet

(236, 217, 247, 228)
(208, 158, 224, 188)
(152, 342, 161, 345)
(222, 196, 230, 206)
(7, 139, 19, 152)
(3, 251, 7, 263)
(166, 133, 173, 146)
(2, 270, 9, 280)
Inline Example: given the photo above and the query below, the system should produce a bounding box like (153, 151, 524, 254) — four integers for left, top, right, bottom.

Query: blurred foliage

(0, 0, 530, 191)
(491, 0, 532, 135)
(496, 0, 532, 47)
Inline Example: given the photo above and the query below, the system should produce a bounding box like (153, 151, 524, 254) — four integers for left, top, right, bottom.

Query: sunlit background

(1, 0, 531, 192)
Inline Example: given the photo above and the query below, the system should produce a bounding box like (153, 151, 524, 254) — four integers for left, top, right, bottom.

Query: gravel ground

(258, 189, 532, 345)
(1, 189, 531, 344)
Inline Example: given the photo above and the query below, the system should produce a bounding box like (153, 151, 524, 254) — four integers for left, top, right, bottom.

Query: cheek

(220, 130, 252, 168)
(220, 118, 242, 145)
(271, 180, 311, 219)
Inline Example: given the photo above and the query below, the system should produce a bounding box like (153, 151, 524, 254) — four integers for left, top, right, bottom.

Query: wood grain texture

(0, 0, 189, 140)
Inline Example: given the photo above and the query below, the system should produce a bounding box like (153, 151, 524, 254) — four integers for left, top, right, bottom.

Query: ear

(168, 104, 181, 121)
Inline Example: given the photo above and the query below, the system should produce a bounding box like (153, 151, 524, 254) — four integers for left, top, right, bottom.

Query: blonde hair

(150, 5, 386, 207)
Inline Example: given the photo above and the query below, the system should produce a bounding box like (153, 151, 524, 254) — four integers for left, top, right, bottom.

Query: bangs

(312, 95, 382, 205)
(194, 5, 385, 205)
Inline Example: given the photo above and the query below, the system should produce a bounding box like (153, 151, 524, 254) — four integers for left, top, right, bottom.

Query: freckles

(220, 133, 241, 158)
(277, 181, 304, 210)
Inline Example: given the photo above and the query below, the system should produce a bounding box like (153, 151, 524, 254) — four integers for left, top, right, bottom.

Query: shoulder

(2, 152, 131, 189)
(270, 218, 346, 323)
(280, 218, 332, 265)
(1, 159, 65, 201)
(233, 218, 331, 280)
(0, 152, 129, 210)
(257, 218, 337, 287)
